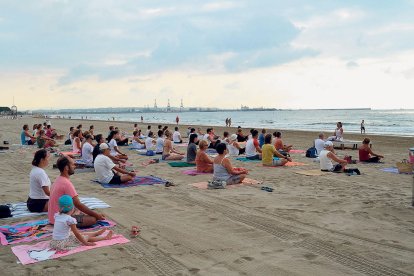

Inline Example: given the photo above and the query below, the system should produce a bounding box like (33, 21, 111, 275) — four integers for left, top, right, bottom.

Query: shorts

(50, 234, 85, 251)
(26, 197, 48, 213)
(226, 175, 242, 185)
(108, 174, 122, 184)
(162, 154, 170, 160)
(246, 154, 260, 160)
(27, 140, 34, 145)
(272, 159, 284, 166)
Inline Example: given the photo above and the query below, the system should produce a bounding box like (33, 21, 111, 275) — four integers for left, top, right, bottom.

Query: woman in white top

(328, 122, 344, 141)
(72, 129, 82, 153)
(81, 135, 95, 167)
(227, 134, 243, 156)
(108, 130, 128, 160)
(131, 130, 145, 149)
(27, 149, 51, 212)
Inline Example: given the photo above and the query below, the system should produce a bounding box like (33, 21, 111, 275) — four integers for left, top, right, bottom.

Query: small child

(50, 195, 113, 251)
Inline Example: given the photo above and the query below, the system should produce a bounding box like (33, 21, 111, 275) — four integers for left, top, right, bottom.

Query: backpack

(0, 205, 11, 218)
(306, 147, 318, 158)
(146, 150, 155, 156)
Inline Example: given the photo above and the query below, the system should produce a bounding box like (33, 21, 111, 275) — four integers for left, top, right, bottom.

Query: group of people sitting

(21, 123, 62, 148)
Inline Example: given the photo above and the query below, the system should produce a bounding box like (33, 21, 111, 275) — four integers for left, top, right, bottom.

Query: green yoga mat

(168, 162, 196, 167)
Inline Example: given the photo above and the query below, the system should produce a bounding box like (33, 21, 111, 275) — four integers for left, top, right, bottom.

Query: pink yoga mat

(259, 161, 308, 167)
(190, 178, 261, 189)
(12, 233, 129, 265)
(289, 149, 306, 154)
(181, 169, 212, 176)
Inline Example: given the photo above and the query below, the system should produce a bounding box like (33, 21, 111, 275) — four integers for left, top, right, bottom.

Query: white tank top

(319, 150, 333, 170)
(227, 143, 239, 156)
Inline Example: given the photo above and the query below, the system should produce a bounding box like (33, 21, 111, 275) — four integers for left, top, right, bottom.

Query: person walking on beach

(361, 120, 365, 134)
(225, 118, 229, 127)
(228, 118, 232, 127)
(176, 115, 180, 125)
(141, 116, 144, 123)
(48, 156, 105, 227)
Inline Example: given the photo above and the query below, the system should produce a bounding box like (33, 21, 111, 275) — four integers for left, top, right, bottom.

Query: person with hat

(227, 134, 245, 156)
(94, 143, 136, 184)
(319, 141, 360, 174)
(48, 156, 105, 227)
(50, 195, 113, 251)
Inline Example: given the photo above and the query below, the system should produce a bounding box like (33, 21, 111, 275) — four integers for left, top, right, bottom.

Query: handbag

(396, 159, 414, 174)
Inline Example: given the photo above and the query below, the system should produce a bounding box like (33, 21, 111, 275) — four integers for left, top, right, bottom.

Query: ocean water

(53, 109, 414, 137)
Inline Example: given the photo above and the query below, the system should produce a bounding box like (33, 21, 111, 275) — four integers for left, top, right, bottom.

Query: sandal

(130, 226, 140, 237)
(165, 181, 176, 187)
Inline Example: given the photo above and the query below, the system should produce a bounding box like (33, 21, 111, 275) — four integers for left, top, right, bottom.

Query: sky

(1, 0, 414, 110)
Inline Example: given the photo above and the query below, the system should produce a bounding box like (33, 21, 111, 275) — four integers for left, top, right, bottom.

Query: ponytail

(32, 149, 48, 166)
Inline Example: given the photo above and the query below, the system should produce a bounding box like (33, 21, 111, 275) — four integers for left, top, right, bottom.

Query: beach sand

(0, 117, 413, 275)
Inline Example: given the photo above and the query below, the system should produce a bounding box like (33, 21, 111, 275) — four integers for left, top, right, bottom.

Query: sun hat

(99, 143, 109, 150)
(230, 134, 237, 141)
(324, 141, 333, 148)
(58, 195, 74, 213)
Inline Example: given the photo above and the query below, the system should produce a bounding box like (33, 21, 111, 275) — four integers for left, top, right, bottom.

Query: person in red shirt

(359, 138, 383, 162)
(48, 156, 105, 227)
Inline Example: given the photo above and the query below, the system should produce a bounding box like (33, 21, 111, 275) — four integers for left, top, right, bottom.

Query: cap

(100, 143, 109, 150)
(58, 195, 74, 213)
(324, 141, 333, 148)
(230, 134, 237, 141)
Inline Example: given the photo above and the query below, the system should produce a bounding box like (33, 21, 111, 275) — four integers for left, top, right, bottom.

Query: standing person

(176, 115, 180, 125)
(361, 120, 365, 134)
(228, 118, 232, 127)
(225, 118, 229, 127)
(50, 195, 113, 251)
(48, 156, 105, 227)
(141, 116, 144, 123)
(27, 149, 51, 212)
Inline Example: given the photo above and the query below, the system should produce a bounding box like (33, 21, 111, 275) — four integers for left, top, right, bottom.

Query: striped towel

(5, 197, 110, 220)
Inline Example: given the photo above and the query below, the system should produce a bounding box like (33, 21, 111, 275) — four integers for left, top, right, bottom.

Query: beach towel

(289, 149, 306, 154)
(93, 175, 167, 188)
(56, 151, 80, 157)
(5, 197, 111, 220)
(235, 157, 261, 162)
(0, 219, 116, 245)
(167, 162, 196, 167)
(11, 233, 129, 265)
(190, 178, 261, 190)
(205, 149, 217, 154)
(380, 167, 413, 174)
(294, 169, 328, 176)
(260, 161, 308, 167)
(181, 169, 212, 176)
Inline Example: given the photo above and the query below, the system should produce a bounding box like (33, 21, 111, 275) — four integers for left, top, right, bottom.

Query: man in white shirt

(155, 130, 164, 154)
(172, 127, 182, 143)
(81, 135, 95, 167)
(314, 133, 326, 155)
(94, 143, 136, 184)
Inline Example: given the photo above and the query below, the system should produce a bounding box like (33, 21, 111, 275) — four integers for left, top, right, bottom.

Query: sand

(0, 116, 413, 276)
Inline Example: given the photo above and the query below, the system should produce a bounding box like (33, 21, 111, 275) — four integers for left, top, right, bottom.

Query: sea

(52, 109, 414, 137)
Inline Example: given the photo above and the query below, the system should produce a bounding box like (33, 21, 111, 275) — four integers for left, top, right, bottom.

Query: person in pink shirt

(48, 156, 105, 227)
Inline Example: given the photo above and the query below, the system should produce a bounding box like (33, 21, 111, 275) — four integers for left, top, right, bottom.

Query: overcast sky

(1, 0, 414, 110)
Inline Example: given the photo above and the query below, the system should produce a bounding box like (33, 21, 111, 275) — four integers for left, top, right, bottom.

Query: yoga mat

(57, 151, 80, 156)
(93, 175, 167, 188)
(11, 233, 129, 265)
(190, 178, 261, 190)
(294, 169, 328, 176)
(168, 162, 196, 167)
(5, 197, 111, 220)
(235, 157, 261, 162)
(381, 167, 413, 174)
(0, 219, 116, 245)
(181, 169, 212, 176)
(289, 149, 306, 154)
(260, 161, 308, 167)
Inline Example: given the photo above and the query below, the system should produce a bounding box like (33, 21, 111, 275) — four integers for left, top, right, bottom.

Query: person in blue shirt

(258, 128, 266, 148)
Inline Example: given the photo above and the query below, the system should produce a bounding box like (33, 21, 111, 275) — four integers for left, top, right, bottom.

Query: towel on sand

(11, 233, 129, 265)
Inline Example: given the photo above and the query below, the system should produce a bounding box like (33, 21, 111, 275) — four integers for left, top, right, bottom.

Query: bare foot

(105, 230, 113, 240)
